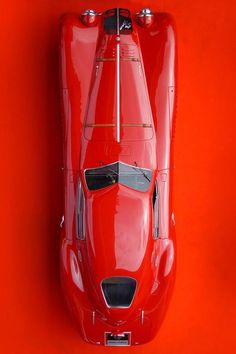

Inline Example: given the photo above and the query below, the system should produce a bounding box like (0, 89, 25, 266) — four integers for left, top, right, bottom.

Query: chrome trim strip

(116, 8, 120, 143)
(122, 123, 152, 127)
(116, 41, 120, 143)
(96, 57, 140, 62)
(60, 215, 64, 228)
(141, 310, 145, 325)
(84, 123, 152, 128)
(84, 123, 115, 127)
(116, 7, 120, 35)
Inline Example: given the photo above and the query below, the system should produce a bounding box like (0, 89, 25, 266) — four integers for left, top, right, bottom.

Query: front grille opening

(101, 277, 136, 308)
(103, 8, 133, 35)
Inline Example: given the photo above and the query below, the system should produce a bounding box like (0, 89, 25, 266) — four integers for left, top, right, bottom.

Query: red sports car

(60, 7, 177, 346)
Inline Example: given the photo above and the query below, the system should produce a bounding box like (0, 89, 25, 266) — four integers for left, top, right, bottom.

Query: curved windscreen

(85, 162, 152, 192)
(102, 277, 136, 308)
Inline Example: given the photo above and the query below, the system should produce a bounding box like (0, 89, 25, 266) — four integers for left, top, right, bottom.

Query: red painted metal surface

(60, 8, 177, 345)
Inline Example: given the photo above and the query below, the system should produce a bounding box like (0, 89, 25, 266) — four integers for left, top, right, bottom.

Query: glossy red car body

(60, 7, 177, 346)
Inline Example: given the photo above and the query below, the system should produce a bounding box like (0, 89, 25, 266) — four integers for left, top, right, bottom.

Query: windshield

(85, 162, 152, 192)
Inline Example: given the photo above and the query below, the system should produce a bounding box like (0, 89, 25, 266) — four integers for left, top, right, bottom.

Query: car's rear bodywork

(60, 7, 177, 346)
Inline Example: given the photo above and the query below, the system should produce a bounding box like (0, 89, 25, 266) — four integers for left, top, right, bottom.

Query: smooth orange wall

(0, 1, 235, 353)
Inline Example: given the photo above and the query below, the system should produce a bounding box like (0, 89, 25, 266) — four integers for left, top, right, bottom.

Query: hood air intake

(102, 277, 136, 308)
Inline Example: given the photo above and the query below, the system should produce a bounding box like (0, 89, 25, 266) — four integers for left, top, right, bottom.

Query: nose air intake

(103, 8, 133, 35)
(101, 277, 136, 308)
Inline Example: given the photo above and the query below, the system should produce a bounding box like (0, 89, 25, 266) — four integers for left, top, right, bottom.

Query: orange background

(0, 1, 235, 353)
